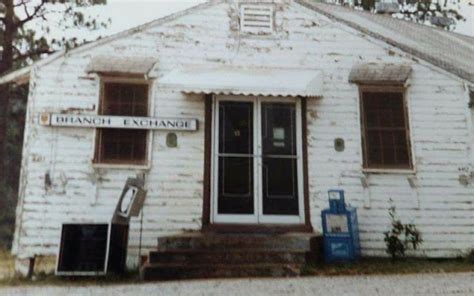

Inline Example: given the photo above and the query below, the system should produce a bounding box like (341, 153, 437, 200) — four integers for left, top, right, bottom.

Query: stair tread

(142, 234, 322, 281)
(141, 262, 302, 281)
(144, 262, 302, 268)
(151, 249, 309, 254)
(158, 234, 319, 242)
(159, 233, 319, 238)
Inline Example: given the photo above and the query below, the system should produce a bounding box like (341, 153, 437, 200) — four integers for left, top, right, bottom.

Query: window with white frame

(359, 88, 413, 170)
(94, 81, 149, 165)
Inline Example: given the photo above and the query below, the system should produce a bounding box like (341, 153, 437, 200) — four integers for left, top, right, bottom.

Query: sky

(95, 0, 207, 35)
(100, 0, 473, 37)
(16, 0, 474, 47)
(449, 0, 474, 35)
(13, 0, 207, 50)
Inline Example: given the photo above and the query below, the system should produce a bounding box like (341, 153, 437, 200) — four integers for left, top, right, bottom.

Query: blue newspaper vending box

(321, 190, 361, 263)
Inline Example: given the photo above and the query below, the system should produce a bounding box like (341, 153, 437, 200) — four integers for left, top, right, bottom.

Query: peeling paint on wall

(12, 0, 474, 264)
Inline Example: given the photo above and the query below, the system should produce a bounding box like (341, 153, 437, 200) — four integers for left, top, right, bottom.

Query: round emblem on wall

(40, 113, 50, 125)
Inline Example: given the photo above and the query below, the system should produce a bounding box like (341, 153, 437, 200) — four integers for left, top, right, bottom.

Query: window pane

(219, 102, 253, 155)
(362, 91, 411, 169)
(218, 156, 254, 214)
(363, 92, 406, 128)
(103, 83, 148, 116)
(96, 82, 149, 165)
(98, 129, 147, 164)
(367, 131, 383, 165)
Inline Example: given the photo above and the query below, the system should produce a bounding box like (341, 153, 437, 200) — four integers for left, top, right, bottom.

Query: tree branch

(13, 0, 30, 8)
(14, 47, 55, 62)
(12, 45, 21, 55)
(21, 1, 29, 20)
(15, 0, 47, 28)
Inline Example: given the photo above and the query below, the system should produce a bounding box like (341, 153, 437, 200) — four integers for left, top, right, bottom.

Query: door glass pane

(217, 101, 254, 215)
(219, 101, 253, 154)
(262, 157, 299, 215)
(261, 103, 296, 156)
(261, 102, 299, 216)
(218, 157, 254, 214)
(216, 100, 301, 218)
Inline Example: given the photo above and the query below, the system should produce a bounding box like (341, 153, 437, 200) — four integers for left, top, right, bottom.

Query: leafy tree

(325, 0, 465, 31)
(396, 0, 465, 30)
(0, 0, 109, 249)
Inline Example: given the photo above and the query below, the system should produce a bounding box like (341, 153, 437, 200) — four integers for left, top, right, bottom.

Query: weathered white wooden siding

(13, 0, 473, 265)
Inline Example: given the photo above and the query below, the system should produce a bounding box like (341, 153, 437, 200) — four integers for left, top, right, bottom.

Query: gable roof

(1, 0, 473, 85)
(296, 0, 474, 83)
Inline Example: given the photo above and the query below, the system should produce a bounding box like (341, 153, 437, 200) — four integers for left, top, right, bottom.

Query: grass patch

(301, 257, 474, 276)
(0, 248, 14, 279)
(0, 248, 12, 261)
(0, 252, 140, 287)
(0, 270, 140, 287)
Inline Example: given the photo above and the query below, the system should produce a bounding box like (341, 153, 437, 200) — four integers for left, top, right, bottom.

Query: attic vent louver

(240, 4, 274, 34)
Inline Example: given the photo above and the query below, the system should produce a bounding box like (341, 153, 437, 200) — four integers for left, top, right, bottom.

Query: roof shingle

(297, 1, 474, 83)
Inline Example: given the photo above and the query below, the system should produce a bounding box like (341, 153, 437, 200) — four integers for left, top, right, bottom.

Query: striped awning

(158, 65, 323, 97)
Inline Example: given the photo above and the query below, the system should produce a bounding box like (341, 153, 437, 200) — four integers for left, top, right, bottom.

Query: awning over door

(158, 66, 323, 97)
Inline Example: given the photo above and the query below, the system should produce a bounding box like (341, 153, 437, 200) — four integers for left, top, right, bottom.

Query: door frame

(211, 95, 259, 224)
(210, 95, 305, 225)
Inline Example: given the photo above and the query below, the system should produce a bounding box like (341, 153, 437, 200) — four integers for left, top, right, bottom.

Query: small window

(240, 4, 274, 35)
(94, 82, 149, 165)
(360, 90, 413, 170)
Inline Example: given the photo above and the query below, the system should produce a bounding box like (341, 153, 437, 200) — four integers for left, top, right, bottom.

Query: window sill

(91, 162, 151, 170)
(362, 168, 416, 175)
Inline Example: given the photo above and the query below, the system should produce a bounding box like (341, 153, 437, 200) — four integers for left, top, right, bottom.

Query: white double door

(211, 96, 305, 224)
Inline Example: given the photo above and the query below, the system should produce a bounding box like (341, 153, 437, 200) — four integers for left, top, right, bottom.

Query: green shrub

(384, 203, 423, 260)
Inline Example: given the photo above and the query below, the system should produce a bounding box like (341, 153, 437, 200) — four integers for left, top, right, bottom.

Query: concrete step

(140, 263, 302, 281)
(157, 233, 319, 251)
(142, 233, 322, 281)
(149, 249, 308, 265)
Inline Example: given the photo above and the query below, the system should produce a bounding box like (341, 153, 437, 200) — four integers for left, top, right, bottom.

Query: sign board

(326, 214, 348, 233)
(329, 242, 350, 258)
(39, 113, 198, 131)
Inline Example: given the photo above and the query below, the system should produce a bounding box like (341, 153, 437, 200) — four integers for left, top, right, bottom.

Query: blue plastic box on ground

(321, 190, 361, 263)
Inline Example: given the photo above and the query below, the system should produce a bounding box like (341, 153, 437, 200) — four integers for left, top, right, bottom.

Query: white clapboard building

(1, 0, 473, 278)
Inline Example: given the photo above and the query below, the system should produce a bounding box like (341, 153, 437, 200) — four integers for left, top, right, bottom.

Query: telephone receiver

(112, 175, 148, 224)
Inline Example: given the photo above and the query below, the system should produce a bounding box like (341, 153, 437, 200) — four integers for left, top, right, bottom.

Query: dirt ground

(0, 272, 473, 296)
(1, 251, 473, 295)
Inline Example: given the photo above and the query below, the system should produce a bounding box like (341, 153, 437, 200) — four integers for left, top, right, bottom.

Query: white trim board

(211, 95, 305, 225)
